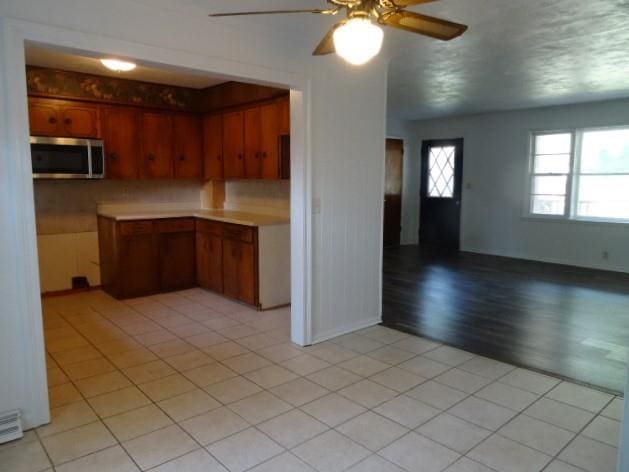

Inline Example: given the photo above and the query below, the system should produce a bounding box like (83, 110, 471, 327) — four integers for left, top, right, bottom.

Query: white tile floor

(0, 288, 623, 472)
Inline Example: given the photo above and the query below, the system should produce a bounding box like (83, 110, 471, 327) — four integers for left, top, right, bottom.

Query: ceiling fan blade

(380, 11, 467, 40)
(312, 23, 343, 56)
(210, 9, 337, 17)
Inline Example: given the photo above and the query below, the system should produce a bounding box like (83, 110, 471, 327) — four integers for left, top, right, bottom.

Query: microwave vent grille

(0, 410, 23, 445)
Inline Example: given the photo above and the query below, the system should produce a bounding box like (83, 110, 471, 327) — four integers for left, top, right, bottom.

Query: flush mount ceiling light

(332, 16, 383, 66)
(100, 58, 137, 72)
(209, 0, 467, 67)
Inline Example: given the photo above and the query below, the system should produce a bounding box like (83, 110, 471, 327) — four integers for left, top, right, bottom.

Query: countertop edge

(97, 211, 290, 227)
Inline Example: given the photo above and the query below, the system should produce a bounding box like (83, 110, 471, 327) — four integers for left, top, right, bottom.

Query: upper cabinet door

(173, 114, 202, 179)
(141, 112, 174, 179)
(260, 102, 280, 180)
(244, 107, 262, 179)
(203, 114, 224, 180)
(102, 107, 140, 179)
(278, 96, 290, 136)
(62, 104, 100, 138)
(28, 100, 61, 136)
(222, 111, 245, 179)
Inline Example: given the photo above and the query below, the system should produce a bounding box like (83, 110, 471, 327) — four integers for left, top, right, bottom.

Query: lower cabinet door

(238, 242, 256, 305)
(222, 239, 240, 300)
(119, 235, 159, 298)
(159, 232, 196, 291)
(196, 232, 223, 293)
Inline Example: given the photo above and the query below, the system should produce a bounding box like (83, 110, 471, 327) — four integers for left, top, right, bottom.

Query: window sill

(522, 215, 629, 228)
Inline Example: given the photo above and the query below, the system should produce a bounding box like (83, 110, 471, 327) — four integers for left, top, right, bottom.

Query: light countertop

(97, 208, 290, 227)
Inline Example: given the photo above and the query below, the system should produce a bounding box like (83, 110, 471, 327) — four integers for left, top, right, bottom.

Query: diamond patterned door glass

(428, 146, 455, 198)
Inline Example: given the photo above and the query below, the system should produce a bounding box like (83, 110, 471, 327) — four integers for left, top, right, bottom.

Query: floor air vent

(0, 410, 23, 444)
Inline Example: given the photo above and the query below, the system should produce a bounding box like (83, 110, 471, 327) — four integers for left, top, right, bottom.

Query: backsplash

(222, 180, 290, 217)
(34, 180, 202, 234)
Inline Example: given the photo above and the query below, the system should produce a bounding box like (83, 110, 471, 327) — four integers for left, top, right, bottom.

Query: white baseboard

(462, 245, 629, 274)
(311, 316, 382, 345)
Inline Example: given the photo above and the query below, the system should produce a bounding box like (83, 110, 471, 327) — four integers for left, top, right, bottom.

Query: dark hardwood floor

(382, 245, 629, 393)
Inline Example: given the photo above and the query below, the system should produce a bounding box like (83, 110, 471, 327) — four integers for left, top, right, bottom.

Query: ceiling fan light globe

(333, 18, 384, 65)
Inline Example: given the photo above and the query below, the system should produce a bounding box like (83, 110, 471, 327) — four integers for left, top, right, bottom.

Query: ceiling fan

(210, 0, 468, 66)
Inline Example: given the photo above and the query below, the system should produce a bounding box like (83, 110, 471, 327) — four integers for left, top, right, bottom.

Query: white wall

(0, 0, 388, 427)
(400, 99, 629, 272)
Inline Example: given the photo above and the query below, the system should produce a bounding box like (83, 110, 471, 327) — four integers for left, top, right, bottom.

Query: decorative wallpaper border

(26, 66, 199, 111)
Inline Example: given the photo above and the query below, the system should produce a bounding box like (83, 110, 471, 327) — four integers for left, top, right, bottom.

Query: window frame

(526, 126, 629, 225)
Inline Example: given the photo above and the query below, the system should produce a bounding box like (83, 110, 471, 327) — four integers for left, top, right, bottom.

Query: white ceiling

(27, 1, 629, 119)
(385, 0, 629, 120)
(25, 45, 229, 89)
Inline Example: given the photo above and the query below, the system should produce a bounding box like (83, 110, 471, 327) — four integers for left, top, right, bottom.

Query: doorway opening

(383, 138, 404, 247)
(1, 20, 310, 430)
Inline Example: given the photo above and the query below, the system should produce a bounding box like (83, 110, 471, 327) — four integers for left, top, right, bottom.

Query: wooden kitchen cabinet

(244, 107, 262, 179)
(141, 112, 174, 179)
(196, 220, 224, 293)
(203, 114, 224, 180)
(222, 111, 245, 179)
(173, 114, 202, 179)
(260, 102, 280, 180)
(102, 106, 141, 179)
(159, 230, 196, 291)
(278, 96, 290, 136)
(29, 98, 100, 138)
(98, 217, 159, 299)
(221, 239, 256, 305)
(100, 215, 287, 308)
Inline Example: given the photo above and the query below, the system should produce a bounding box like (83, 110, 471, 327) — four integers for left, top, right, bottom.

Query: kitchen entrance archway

(0, 18, 312, 429)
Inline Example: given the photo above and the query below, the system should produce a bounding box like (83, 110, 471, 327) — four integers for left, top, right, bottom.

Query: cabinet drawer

(196, 219, 223, 236)
(157, 218, 195, 233)
(119, 220, 154, 236)
(223, 223, 254, 243)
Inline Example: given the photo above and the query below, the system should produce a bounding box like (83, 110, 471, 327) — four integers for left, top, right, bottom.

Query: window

(529, 127, 629, 222)
(428, 145, 456, 198)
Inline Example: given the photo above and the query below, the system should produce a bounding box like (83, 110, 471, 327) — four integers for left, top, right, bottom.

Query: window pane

(532, 175, 567, 195)
(535, 133, 572, 155)
(576, 175, 629, 220)
(428, 146, 455, 198)
(531, 195, 565, 215)
(581, 129, 629, 174)
(534, 154, 571, 174)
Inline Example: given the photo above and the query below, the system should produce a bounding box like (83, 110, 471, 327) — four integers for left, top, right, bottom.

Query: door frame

(0, 17, 313, 429)
(419, 138, 464, 249)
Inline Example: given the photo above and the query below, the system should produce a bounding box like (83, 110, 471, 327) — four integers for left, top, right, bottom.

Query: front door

(383, 139, 403, 247)
(420, 139, 464, 249)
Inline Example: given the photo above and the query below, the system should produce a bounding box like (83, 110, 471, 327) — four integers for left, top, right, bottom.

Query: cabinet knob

(179, 155, 185, 162)
(217, 155, 222, 162)
(238, 154, 243, 160)
(48, 117, 57, 124)
(147, 154, 155, 162)
(255, 152, 261, 159)
(64, 118, 72, 125)
(262, 152, 268, 158)
(109, 153, 117, 161)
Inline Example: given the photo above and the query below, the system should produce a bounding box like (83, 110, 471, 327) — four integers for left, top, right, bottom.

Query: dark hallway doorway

(383, 138, 403, 247)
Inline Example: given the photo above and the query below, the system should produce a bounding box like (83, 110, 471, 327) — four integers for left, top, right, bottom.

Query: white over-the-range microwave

(30, 136, 105, 179)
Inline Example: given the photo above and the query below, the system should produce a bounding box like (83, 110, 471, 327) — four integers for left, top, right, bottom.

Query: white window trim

(525, 126, 629, 225)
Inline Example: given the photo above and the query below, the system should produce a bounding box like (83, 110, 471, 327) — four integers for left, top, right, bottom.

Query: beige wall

(34, 179, 203, 235)
(223, 180, 290, 217)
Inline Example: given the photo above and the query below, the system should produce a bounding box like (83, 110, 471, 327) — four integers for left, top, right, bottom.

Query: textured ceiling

(25, 45, 229, 89)
(385, 0, 629, 119)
